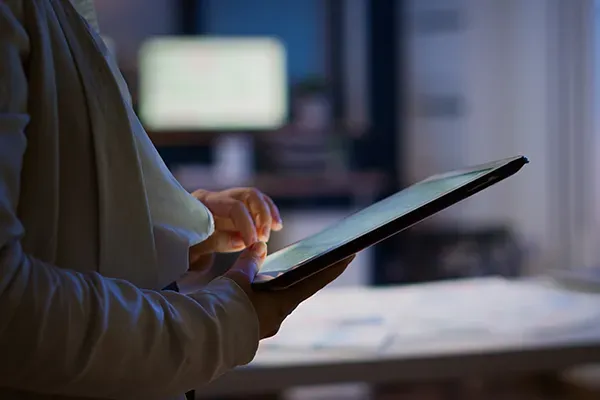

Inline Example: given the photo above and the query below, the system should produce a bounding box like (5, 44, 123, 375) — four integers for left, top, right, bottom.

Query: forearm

(0, 241, 259, 398)
(0, 4, 259, 396)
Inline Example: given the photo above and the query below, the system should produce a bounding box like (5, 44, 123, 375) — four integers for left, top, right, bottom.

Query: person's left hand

(188, 188, 283, 269)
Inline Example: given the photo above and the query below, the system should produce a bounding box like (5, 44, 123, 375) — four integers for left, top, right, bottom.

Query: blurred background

(94, 0, 599, 398)
(95, 0, 599, 286)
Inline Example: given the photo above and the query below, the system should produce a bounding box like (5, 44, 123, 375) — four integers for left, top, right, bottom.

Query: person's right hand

(226, 242, 355, 339)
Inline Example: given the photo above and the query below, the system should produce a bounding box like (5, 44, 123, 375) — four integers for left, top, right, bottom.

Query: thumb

(225, 242, 267, 289)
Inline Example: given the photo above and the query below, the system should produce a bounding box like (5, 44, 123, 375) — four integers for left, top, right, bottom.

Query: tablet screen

(259, 168, 493, 275)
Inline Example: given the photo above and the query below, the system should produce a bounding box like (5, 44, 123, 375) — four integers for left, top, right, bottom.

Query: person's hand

(190, 188, 282, 263)
(226, 242, 355, 339)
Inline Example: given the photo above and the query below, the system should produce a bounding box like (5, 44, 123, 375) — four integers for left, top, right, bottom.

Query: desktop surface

(198, 277, 600, 397)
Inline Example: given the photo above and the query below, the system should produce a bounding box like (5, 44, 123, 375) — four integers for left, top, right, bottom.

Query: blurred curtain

(547, 0, 597, 272)
(403, 0, 597, 273)
(463, 0, 597, 273)
(94, 0, 176, 69)
(341, 0, 370, 133)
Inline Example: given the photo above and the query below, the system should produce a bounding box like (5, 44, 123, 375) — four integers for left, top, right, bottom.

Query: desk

(196, 277, 600, 398)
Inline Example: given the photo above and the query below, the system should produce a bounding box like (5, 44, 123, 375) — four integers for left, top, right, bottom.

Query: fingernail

(251, 241, 267, 257)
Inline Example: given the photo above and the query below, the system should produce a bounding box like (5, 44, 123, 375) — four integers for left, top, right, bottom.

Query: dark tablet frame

(252, 156, 529, 291)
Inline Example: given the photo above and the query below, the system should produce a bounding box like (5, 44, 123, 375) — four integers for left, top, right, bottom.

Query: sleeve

(0, 4, 260, 399)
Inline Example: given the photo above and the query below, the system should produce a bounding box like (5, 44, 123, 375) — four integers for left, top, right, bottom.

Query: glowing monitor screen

(138, 37, 287, 130)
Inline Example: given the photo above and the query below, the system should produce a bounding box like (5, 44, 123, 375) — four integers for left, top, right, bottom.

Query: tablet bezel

(252, 155, 529, 291)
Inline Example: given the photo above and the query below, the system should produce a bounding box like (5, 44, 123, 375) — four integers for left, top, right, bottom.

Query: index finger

(242, 190, 272, 241)
(230, 201, 259, 246)
(209, 198, 258, 246)
(263, 195, 283, 231)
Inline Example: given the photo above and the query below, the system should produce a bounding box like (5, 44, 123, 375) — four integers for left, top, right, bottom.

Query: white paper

(260, 277, 600, 353)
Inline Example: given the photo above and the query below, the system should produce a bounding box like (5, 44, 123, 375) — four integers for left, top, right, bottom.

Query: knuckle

(247, 188, 261, 198)
(232, 200, 247, 213)
(265, 326, 280, 338)
(275, 306, 288, 323)
(245, 189, 263, 205)
(276, 301, 295, 321)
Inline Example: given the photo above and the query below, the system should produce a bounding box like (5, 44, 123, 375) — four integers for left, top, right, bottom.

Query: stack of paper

(261, 277, 600, 353)
(388, 278, 600, 340)
(261, 288, 392, 352)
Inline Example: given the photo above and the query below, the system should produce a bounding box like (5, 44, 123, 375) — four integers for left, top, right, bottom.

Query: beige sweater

(0, 1, 259, 399)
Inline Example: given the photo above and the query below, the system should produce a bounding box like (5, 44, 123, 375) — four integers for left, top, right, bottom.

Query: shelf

(148, 130, 220, 147)
(176, 169, 389, 200)
(252, 171, 387, 199)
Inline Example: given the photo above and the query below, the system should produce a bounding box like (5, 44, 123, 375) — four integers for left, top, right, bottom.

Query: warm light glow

(138, 37, 288, 131)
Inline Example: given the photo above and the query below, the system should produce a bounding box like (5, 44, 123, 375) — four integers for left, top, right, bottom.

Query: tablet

(252, 156, 528, 291)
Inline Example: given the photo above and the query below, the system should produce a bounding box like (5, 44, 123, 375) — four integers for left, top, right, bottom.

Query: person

(0, 1, 354, 399)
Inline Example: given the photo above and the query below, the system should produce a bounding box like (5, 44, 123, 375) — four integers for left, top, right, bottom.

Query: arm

(0, 4, 259, 398)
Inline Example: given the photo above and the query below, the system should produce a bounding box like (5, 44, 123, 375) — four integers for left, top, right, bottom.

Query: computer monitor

(138, 37, 288, 131)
